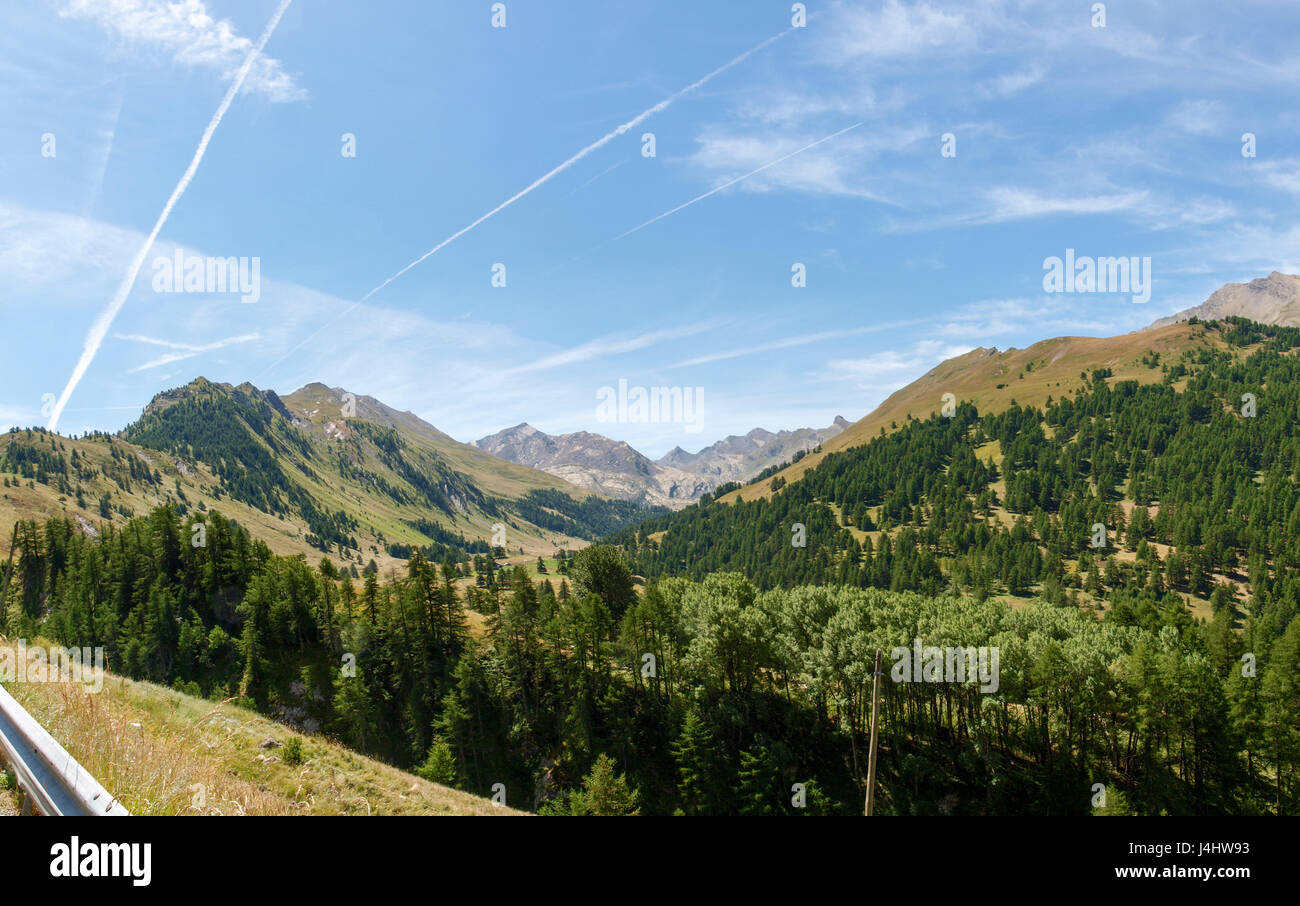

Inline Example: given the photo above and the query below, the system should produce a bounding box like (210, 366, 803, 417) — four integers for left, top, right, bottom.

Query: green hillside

(724, 320, 1221, 504)
(0, 378, 659, 575)
(4, 322, 1298, 816)
(620, 318, 1283, 620)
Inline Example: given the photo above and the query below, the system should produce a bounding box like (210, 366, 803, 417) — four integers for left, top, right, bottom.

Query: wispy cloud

(671, 319, 927, 368)
(0, 405, 36, 432)
(821, 0, 973, 64)
(616, 122, 866, 241)
(685, 117, 935, 203)
(731, 85, 895, 127)
(55, 0, 305, 102)
(982, 63, 1046, 98)
(819, 340, 976, 391)
(1164, 99, 1225, 136)
(1254, 159, 1300, 195)
(509, 323, 721, 375)
(975, 187, 1151, 224)
(937, 296, 1152, 340)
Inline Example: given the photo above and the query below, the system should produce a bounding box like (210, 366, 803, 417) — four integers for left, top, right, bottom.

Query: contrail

(47, 0, 294, 432)
(357, 27, 794, 304)
(254, 26, 794, 383)
(613, 122, 863, 242)
(82, 83, 124, 219)
(669, 318, 930, 368)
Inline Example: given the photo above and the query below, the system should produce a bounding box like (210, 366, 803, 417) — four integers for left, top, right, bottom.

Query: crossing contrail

(48, 0, 294, 432)
(356, 27, 795, 304)
(254, 26, 794, 382)
(613, 122, 864, 242)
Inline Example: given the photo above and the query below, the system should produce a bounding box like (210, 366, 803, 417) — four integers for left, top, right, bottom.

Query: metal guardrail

(0, 682, 129, 816)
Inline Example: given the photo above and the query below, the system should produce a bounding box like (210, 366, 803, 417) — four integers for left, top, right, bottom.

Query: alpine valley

(5, 272, 1300, 817)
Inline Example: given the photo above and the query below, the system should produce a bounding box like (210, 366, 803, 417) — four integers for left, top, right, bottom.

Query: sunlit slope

(0, 646, 522, 816)
(0, 428, 345, 561)
(282, 382, 594, 501)
(723, 321, 1225, 504)
(1, 377, 638, 571)
(120, 378, 617, 557)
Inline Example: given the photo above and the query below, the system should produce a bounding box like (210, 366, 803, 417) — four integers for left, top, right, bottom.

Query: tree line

(3, 505, 1295, 814)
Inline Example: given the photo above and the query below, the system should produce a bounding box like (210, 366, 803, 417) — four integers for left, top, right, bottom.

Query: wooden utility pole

(864, 647, 883, 816)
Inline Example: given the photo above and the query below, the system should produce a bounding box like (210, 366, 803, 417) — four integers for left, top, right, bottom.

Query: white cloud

(507, 323, 721, 375)
(0, 202, 141, 289)
(820, 340, 975, 390)
(937, 297, 1153, 340)
(977, 188, 1151, 224)
(889, 182, 1236, 234)
(982, 64, 1046, 98)
(0, 405, 37, 432)
(55, 0, 304, 102)
(1188, 223, 1300, 275)
(1165, 99, 1225, 136)
(686, 125, 923, 200)
(673, 319, 928, 368)
(1255, 159, 1300, 195)
(732, 85, 898, 127)
(1141, 196, 1238, 230)
(822, 0, 973, 64)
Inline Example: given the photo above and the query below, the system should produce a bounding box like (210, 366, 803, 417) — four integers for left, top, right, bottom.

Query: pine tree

(673, 707, 721, 815)
(562, 754, 639, 816)
(415, 736, 458, 787)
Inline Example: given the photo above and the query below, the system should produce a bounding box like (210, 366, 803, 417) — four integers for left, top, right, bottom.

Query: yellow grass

(724, 321, 1226, 504)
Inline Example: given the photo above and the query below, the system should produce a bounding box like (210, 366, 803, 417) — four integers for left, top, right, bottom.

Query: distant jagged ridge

(475, 417, 848, 509)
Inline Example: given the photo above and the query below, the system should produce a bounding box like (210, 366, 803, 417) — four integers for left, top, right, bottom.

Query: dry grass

(724, 321, 1226, 504)
(0, 773, 19, 815)
(0, 647, 523, 816)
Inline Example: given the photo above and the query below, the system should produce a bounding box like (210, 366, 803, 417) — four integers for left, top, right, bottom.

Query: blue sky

(2, 0, 1299, 458)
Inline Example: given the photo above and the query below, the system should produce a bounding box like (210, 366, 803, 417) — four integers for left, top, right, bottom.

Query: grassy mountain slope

(0, 378, 655, 574)
(284, 384, 587, 502)
(723, 321, 1222, 504)
(0, 641, 520, 815)
(0, 426, 338, 561)
(616, 317, 1300, 627)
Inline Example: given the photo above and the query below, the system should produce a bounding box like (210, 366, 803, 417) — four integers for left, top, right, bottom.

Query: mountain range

(474, 418, 848, 509)
(1, 378, 653, 570)
(4, 271, 1296, 570)
(471, 271, 1300, 510)
(9, 272, 1297, 822)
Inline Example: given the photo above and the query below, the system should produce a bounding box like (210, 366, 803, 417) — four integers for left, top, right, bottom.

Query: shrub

(282, 736, 304, 767)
